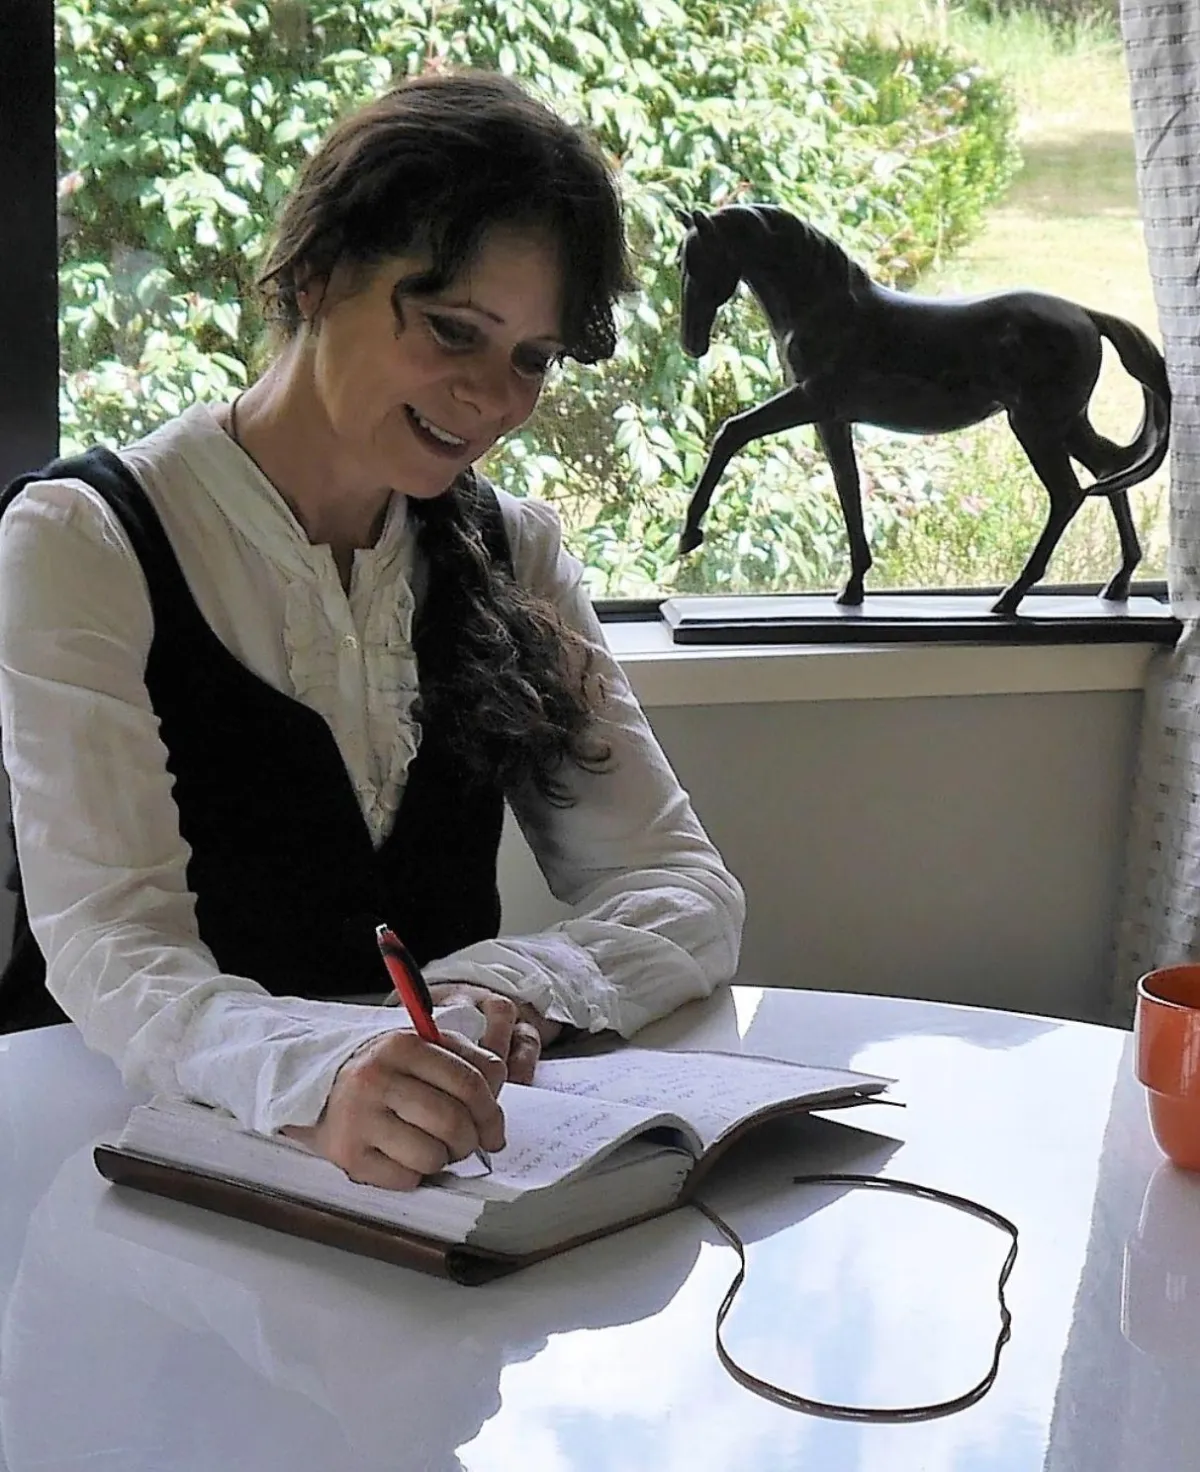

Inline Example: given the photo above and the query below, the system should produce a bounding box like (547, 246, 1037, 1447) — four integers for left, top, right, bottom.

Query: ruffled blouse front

(279, 520, 422, 846)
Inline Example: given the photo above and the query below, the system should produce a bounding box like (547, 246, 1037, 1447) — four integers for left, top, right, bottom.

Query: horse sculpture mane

(676, 203, 1171, 615)
(707, 205, 871, 301)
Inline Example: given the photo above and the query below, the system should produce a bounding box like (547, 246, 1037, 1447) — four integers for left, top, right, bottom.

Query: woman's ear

(294, 272, 329, 324)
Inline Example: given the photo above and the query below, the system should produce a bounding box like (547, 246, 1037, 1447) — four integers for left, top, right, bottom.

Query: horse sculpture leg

(1100, 492, 1142, 601)
(1064, 419, 1142, 601)
(994, 416, 1087, 616)
(814, 420, 872, 605)
(679, 384, 817, 555)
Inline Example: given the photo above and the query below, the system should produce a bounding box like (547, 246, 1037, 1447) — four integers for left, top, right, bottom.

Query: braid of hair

(408, 475, 612, 804)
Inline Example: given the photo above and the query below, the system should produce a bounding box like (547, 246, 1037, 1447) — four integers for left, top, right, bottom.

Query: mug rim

(1138, 965, 1200, 1010)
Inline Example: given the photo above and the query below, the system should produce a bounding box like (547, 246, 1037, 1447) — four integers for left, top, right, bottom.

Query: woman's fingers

(285, 1107, 445, 1190)
(351, 1149, 424, 1193)
(475, 993, 520, 1065)
(424, 982, 563, 1077)
(431, 1031, 508, 1102)
(286, 1029, 508, 1189)
(365, 1030, 506, 1132)
(506, 1019, 544, 1084)
(377, 1071, 492, 1163)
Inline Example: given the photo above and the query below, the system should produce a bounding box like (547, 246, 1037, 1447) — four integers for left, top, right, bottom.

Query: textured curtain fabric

(1110, 1, 1200, 1022)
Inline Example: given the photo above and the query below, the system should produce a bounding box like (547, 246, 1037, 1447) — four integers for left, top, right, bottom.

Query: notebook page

(448, 1082, 697, 1201)
(532, 1049, 889, 1153)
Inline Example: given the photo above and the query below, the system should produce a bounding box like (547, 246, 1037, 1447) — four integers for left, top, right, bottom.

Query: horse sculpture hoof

(679, 527, 705, 555)
(1098, 577, 1132, 603)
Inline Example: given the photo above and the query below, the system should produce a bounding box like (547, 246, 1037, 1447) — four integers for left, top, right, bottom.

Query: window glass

(57, 1, 1162, 600)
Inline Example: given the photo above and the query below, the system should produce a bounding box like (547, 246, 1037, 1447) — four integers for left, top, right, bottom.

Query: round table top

(0, 984, 1192, 1472)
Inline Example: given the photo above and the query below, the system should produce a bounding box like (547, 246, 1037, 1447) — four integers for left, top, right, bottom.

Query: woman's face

(299, 223, 566, 499)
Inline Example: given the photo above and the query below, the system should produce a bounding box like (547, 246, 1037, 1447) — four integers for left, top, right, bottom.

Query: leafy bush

(57, 0, 1022, 595)
(836, 36, 1020, 275)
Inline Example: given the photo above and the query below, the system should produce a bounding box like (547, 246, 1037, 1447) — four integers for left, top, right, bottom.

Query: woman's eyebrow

(434, 296, 503, 322)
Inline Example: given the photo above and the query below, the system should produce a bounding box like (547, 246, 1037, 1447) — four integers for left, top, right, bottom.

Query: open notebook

(95, 1047, 891, 1283)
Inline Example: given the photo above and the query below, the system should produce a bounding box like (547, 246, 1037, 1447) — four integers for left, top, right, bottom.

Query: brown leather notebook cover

(93, 1145, 521, 1285)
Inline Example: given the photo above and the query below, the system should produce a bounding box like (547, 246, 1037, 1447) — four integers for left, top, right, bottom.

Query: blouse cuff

(420, 929, 717, 1039)
(172, 993, 487, 1135)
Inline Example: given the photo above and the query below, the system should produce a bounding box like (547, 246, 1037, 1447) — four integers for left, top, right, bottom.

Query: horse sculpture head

(677, 208, 741, 358)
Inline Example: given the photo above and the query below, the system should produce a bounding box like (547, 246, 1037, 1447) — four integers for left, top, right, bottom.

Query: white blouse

(0, 405, 745, 1134)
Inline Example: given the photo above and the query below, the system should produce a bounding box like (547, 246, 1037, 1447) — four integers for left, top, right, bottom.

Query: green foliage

(836, 36, 1021, 276)
(57, 1, 402, 444)
(57, 0, 1022, 595)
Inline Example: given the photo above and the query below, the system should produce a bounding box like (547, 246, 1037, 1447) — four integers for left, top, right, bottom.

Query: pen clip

(375, 924, 435, 1014)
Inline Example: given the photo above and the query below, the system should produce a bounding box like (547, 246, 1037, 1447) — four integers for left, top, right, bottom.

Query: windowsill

(604, 619, 1165, 707)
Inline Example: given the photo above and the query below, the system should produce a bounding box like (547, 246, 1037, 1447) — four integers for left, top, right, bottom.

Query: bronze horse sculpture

(676, 205, 1171, 615)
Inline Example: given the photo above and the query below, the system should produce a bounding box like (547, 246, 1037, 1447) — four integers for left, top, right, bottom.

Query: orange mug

(1135, 964, 1200, 1171)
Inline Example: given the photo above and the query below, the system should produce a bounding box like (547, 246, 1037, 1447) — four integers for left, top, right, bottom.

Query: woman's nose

(453, 356, 518, 421)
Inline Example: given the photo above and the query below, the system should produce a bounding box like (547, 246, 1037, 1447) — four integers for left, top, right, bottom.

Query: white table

(0, 985, 1193, 1471)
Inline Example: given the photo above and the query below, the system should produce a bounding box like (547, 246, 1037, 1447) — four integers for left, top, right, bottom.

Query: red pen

(375, 924, 492, 1174)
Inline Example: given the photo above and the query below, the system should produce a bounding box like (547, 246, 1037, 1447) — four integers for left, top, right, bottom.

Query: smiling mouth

(406, 405, 468, 456)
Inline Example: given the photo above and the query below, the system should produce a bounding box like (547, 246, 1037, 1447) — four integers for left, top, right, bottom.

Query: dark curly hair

(409, 473, 610, 803)
(257, 70, 636, 801)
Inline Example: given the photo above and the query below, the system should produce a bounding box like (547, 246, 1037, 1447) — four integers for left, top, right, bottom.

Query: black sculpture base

(660, 592, 1180, 646)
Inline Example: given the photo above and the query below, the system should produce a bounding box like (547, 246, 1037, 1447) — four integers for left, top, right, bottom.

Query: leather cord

(692, 1172, 1019, 1423)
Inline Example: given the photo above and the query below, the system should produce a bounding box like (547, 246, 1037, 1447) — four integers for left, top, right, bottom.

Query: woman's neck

(225, 368, 392, 561)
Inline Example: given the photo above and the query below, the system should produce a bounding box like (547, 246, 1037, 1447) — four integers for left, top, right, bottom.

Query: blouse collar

(164, 403, 412, 579)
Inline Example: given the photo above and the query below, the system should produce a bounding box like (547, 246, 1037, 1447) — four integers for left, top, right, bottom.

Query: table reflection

(1044, 1043, 1200, 1472)
(1123, 1157, 1200, 1354)
(1, 1103, 900, 1472)
(1, 1141, 704, 1472)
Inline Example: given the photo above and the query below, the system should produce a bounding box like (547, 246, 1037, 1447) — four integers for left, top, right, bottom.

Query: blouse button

(342, 633, 360, 652)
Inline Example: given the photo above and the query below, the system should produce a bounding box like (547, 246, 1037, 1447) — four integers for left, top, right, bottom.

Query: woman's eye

(514, 350, 561, 381)
(424, 313, 476, 349)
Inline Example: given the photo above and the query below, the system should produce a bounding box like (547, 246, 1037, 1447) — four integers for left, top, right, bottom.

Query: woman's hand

(426, 984, 563, 1084)
(282, 1030, 506, 1191)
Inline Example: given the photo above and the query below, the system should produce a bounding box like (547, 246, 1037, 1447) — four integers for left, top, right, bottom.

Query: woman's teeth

(410, 408, 466, 448)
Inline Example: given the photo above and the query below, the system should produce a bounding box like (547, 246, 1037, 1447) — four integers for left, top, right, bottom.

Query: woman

(0, 71, 744, 1189)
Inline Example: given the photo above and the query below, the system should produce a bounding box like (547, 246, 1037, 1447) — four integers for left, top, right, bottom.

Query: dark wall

(0, 2, 58, 485)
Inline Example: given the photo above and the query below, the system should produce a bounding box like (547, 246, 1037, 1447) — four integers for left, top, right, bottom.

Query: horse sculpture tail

(1082, 309, 1172, 496)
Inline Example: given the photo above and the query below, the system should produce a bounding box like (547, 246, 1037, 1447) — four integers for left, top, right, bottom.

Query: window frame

(0, 2, 57, 489)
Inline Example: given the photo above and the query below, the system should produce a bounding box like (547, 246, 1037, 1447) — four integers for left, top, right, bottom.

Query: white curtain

(1110, 2, 1200, 1023)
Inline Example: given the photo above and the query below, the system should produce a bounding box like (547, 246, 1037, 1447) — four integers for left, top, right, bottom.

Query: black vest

(0, 448, 509, 1031)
